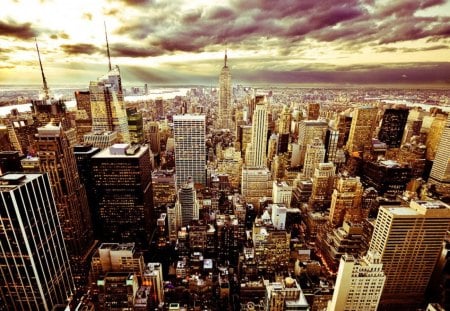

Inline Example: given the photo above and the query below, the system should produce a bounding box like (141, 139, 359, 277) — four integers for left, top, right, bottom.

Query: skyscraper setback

(0, 173, 74, 310)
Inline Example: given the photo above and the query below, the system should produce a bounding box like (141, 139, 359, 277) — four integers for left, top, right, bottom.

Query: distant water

(0, 88, 190, 116)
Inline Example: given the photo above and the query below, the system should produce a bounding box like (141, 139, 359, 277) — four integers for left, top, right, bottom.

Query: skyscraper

(346, 107, 378, 156)
(218, 50, 232, 129)
(429, 115, 450, 196)
(297, 120, 328, 165)
(378, 108, 409, 148)
(36, 124, 95, 286)
(303, 137, 325, 179)
(245, 95, 268, 167)
(0, 173, 74, 310)
(176, 179, 199, 227)
(329, 174, 363, 227)
(369, 200, 450, 307)
(91, 144, 153, 247)
(327, 251, 385, 311)
(173, 114, 206, 188)
(86, 67, 130, 144)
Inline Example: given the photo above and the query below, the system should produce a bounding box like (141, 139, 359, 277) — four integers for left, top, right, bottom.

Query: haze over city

(1, 0, 450, 86)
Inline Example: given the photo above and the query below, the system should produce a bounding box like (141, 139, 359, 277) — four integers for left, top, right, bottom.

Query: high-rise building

(369, 200, 450, 307)
(264, 277, 310, 311)
(241, 167, 272, 210)
(346, 107, 378, 156)
(327, 251, 385, 311)
(90, 242, 145, 281)
(74, 90, 92, 143)
(36, 124, 95, 286)
(0, 150, 22, 174)
(429, 115, 450, 196)
(0, 173, 74, 310)
(297, 120, 328, 165)
(324, 128, 340, 163)
(329, 175, 363, 227)
(126, 107, 144, 144)
(361, 159, 411, 196)
(378, 108, 409, 148)
(277, 105, 291, 134)
(246, 95, 268, 167)
(218, 50, 232, 130)
(176, 180, 199, 227)
(272, 180, 292, 208)
(303, 137, 325, 179)
(309, 162, 335, 211)
(87, 66, 130, 144)
(173, 114, 206, 188)
(0, 124, 12, 152)
(307, 103, 320, 120)
(73, 144, 102, 238)
(91, 144, 154, 247)
(146, 121, 161, 154)
(426, 114, 447, 161)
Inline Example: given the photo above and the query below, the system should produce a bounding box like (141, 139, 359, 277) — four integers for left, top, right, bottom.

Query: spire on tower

(35, 38, 50, 100)
(224, 49, 227, 67)
(104, 21, 112, 71)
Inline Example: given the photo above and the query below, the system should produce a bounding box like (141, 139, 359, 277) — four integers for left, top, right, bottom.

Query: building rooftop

(93, 144, 148, 159)
(173, 114, 205, 121)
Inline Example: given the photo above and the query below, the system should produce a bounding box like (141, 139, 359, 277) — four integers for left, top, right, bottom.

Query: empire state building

(218, 50, 232, 130)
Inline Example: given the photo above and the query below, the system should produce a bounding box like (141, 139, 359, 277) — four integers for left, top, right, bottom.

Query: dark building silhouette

(378, 108, 409, 148)
(91, 144, 154, 248)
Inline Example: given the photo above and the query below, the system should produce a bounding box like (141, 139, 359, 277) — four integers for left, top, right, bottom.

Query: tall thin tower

(35, 38, 50, 100)
(0, 173, 74, 310)
(218, 50, 232, 130)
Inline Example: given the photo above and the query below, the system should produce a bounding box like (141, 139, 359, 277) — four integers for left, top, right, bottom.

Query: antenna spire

(35, 38, 49, 100)
(104, 21, 112, 71)
(224, 48, 227, 67)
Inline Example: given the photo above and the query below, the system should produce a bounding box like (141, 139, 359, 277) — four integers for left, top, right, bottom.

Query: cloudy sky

(1, 0, 450, 87)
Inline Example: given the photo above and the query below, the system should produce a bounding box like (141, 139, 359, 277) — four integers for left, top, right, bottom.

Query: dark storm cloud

(110, 0, 450, 56)
(61, 43, 101, 55)
(235, 62, 450, 85)
(111, 44, 164, 57)
(0, 20, 36, 39)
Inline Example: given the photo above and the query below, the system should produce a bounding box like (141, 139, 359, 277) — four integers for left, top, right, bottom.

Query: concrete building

(173, 114, 206, 188)
(303, 137, 325, 179)
(265, 277, 310, 311)
(272, 180, 292, 208)
(329, 175, 363, 228)
(327, 251, 385, 311)
(241, 167, 272, 211)
(369, 200, 450, 308)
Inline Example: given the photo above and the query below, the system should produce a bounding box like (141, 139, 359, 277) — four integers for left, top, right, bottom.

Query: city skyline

(0, 0, 450, 86)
